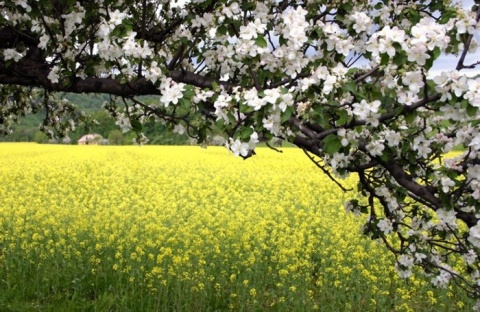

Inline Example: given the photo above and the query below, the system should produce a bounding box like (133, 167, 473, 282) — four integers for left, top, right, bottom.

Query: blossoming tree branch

(3, 0, 480, 300)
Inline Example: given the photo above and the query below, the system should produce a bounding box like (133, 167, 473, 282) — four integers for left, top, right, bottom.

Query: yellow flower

(0, 144, 474, 311)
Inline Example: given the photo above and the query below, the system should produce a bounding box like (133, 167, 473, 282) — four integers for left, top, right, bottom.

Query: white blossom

(377, 218, 393, 235)
(469, 223, 480, 248)
(159, 78, 186, 107)
(109, 9, 126, 26)
(3, 49, 23, 62)
(47, 66, 60, 83)
(228, 138, 249, 157)
(435, 208, 457, 230)
(115, 113, 132, 133)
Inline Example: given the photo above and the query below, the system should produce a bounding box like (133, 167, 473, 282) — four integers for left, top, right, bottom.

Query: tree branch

(303, 149, 352, 192)
(456, 8, 480, 70)
(0, 53, 235, 96)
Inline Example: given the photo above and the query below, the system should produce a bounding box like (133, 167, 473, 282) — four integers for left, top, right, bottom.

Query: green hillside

(0, 93, 189, 145)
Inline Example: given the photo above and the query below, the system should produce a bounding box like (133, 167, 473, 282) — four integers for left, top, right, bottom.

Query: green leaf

(281, 106, 293, 123)
(241, 1, 255, 10)
(342, 3, 352, 12)
(432, 47, 441, 61)
(312, 110, 329, 129)
(346, 68, 359, 76)
(336, 109, 349, 126)
(216, 25, 228, 36)
(323, 134, 342, 155)
(380, 53, 390, 66)
(467, 104, 478, 117)
(131, 120, 142, 132)
(407, 8, 421, 24)
(405, 111, 416, 124)
(180, 97, 191, 107)
(380, 150, 389, 162)
(374, 2, 384, 10)
(255, 35, 268, 48)
(430, 2, 442, 11)
(356, 91, 367, 100)
(424, 56, 434, 71)
(258, 71, 269, 86)
(183, 87, 195, 100)
(198, 127, 207, 143)
(394, 106, 404, 116)
(409, 151, 417, 164)
(122, 19, 133, 32)
(369, 90, 382, 101)
(343, 82, 356, 94)
(472, 119, 480, 127)
(392, 52, 407, 67)
(240, 127, 254, 140)
(239, 103, 252, 114)
(401, 142, 410, 155)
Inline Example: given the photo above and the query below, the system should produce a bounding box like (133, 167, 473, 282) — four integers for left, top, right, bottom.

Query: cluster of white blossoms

(297, 64, 349, 97)
(213, 91, 234, 124)
(239, 19, 266, 41)
(159, 77, 186, 107)
(377, 218, 393, 235)
(349, 11, 373, 34)
(366, 25, 405, 58)
(227, 131, 258, 157)
(96, 9, 154, 65)
(320, 21, 355, 57)
(280, 6, 309, 50)
(469, 224, 480, 248)
(243, 88, 294, 113)
(435, 208, 458, 230)
(352, 100, 381, 124)
(3, 48, 23, 62)
(396, 254, 415, 278)
(115, 113, 132, 133)
(60, 2, 85, 37)
(264, 6, 310, 78)
(431, 265, 455, 289)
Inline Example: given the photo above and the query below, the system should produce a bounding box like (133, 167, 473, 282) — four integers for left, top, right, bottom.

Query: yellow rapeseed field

(0, 143, 473, 311)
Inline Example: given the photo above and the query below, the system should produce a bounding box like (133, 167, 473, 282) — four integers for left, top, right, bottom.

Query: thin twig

(302, 149, 352, 192)
(354, 65, 380, 83)
(456, 9, 480, 70)
(266, 141, 283, 153)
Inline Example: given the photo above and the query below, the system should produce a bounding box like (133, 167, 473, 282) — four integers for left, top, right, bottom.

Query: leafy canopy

(3, 0, 480, 303)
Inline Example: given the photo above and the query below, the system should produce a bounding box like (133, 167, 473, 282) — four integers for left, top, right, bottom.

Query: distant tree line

(0, 93, 190, 145)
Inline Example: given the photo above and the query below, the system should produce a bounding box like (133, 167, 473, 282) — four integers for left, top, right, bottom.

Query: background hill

(0, 93, 190, 145)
